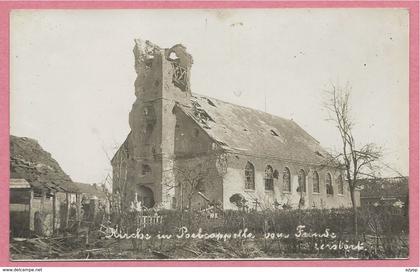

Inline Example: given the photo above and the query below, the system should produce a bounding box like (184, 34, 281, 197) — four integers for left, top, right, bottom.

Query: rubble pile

(10, 236, 80, 259)
(166, 239, 265, 259)
(10, 232, 116, 260)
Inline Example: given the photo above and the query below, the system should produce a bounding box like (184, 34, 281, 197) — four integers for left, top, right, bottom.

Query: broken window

(151, 146, 158, 160)
(244, 162, 255, 190)
(142, 164, 152, 175)
(144, 58, 153, 68)
(297, 169, 306, 193)
(264, 165, 274, 191)
(171, 62, 188, 92)
(168, 51, 178, 60)
(144, 105, 156, 125)
(326, 173, 334, 195)
(313, 171, 320, 193)
(337, 174, 344, 195)
(283, 167, 291, 192)
(144, 106, 151, 116)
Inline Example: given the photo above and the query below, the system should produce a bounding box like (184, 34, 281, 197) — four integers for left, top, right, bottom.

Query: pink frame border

(0, 0, 418, 267)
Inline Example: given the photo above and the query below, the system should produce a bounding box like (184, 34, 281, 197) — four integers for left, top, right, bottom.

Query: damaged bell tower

(112, 38, 354, 212)
(124, 39, 193, 209)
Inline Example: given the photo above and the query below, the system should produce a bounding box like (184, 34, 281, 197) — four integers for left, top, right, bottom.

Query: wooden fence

(136, 214, 164, 228)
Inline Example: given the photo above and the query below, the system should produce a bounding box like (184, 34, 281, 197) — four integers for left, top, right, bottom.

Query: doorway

(136, 185, 155, 208)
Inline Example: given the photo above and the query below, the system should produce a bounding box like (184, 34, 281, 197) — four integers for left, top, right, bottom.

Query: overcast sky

(10, 9, 409, 183)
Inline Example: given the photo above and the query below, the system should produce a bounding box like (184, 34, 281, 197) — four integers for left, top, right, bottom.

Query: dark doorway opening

(136, 185, 155, 208)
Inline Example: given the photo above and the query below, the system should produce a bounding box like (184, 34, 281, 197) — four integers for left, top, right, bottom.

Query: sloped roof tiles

(10, 135, 79, 193)
(178, 94, 331, 165)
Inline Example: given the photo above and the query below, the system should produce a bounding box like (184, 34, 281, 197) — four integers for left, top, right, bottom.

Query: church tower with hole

(112, 38, 357, 212)
(111, 39, 194, 209)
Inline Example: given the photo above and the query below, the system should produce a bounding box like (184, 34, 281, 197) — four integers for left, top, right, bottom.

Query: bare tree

(163, 151, 227, 210)
(98, 138, 131, 216)
(112, 146, 130, 213)
(324, 83, 382, 236)
(100, 173, 115, 214)
(175, 163, 209, 209)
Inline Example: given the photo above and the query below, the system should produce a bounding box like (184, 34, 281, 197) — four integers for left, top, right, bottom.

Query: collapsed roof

(10, 135, 79, 193)
(178, 94, 331, 165)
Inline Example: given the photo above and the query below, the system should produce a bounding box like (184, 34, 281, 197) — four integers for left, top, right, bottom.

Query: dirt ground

(10, 232, 409, 260)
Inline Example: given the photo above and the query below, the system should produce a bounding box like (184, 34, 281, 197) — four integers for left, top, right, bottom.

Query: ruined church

(111, 39, 357, 211)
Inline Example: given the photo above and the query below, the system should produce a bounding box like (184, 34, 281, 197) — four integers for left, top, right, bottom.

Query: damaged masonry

(111, 39, 359, 212)
(9, 37, 408, 260)
(10, 136, 111, 259)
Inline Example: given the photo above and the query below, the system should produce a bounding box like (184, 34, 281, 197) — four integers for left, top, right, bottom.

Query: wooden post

(76, 193, 81, 221)
(52, 193, 56, 234)
(29, 190, 34, 232)
(65, 193, 70, 228)
(40, 191, 46, 213)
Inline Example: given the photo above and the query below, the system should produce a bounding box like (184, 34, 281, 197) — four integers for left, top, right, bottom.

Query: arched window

(313, 171, 320, 193)
(297, 169, 306, 193)
(264, 165, 274, 191)
(337, 174, 344, 195)
(283, 167, 291, 192)
(326, 173, 334, 195)
(244, 162, 255, 190)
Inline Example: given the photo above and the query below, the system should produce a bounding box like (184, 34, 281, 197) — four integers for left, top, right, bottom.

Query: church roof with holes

(177, 94, 332, 165)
